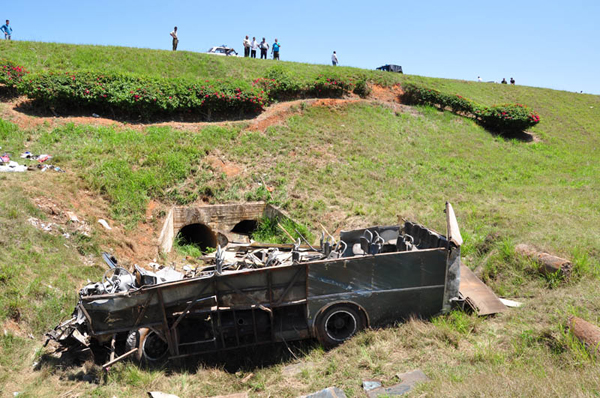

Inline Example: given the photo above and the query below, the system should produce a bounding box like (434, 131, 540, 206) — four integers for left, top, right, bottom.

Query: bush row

(18, 72, 267, 118)
(2, 60, 359, 119)
(402, 83, 541, 132)
(253, 65, 370, 100)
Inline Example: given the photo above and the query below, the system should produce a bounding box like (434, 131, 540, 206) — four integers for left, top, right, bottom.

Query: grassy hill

(0, 41, 599, 397)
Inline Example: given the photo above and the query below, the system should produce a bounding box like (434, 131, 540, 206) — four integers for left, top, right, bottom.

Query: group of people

(168, 28, 340, 66)
(242, 36, 280, 60)
(1, 20, 12, 40)
(477, 76, 516, 85)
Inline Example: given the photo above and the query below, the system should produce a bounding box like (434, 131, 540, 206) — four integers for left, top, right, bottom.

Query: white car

(206, 45, 238, 57)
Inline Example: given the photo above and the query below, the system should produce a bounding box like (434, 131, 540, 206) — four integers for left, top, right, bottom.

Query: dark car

(377, 64, 403, 73)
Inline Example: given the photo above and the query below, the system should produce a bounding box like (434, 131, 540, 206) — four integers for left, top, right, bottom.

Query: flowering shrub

(18, 71, 267, 118)
(352, 77, 371, 98)
(475, 103, 541, 133)
(402, 83, 475, 114)
(254, 67, 356, 100)
(311, 74, 355, 98)
(402, 83, 540, 132)
(7, 61, 357, 119)
(0, 58, 29, 87)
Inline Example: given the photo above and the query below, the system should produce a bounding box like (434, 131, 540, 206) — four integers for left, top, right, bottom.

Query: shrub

(311, 73, 355, 98)
(0, 58, 29, 87)
(402, 83, 540, 133)
(352, 77, 372, 98)
(402, 83, 475, 114)
(18, 71, 267, 119)
(258, 66, 305, 99)
(475, 103, 541, 133)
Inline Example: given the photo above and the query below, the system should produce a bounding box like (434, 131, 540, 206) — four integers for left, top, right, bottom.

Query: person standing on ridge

(259, 38, 269, 59)
(501, 78, 507, 84)
(250, 37, 258, 58)
(332, 51, 339, 66)
(477, 76, 482, 82)
(272, 38, 280, 60)
(1, 20, 12, 40)
(170, 27, 178, 51)
(243, 35, 251, 57)
(510, 77, 515, 85)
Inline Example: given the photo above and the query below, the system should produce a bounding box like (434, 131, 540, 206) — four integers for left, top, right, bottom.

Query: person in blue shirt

(272, 39, 281, 60)
(1, 20, 12, 40)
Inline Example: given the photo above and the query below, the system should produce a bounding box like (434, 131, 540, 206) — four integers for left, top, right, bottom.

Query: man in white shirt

(477, 76, 482, 82)
(250, 37, 258, 58)
(170, 27, 178, 51)
(332, 51, 339, 66)
(243, 36, 251, 57)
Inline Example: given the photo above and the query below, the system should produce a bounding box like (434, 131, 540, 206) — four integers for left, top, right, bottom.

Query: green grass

(0, 40, 402, 86)
(0, 41, 599, 397)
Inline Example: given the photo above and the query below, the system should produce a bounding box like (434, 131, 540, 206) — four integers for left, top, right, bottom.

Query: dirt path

(0, 85, 406, 133)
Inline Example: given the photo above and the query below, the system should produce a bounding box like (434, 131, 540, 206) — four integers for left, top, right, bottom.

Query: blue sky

(2, 0, 599, 94)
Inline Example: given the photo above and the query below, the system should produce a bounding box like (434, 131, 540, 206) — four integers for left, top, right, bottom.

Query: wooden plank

(459, 264, 507, 316)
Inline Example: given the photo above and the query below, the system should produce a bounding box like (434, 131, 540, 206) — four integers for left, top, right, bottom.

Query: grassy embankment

(0, 41, 599, 396)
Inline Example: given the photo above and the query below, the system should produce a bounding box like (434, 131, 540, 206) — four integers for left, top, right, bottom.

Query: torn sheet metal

(459, 264, 507, 316)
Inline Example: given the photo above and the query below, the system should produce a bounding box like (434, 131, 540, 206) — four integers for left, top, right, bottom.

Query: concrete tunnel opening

(230, 219, 258, 236)
(158, 203, 291, 254)
(176, 223, 218, 251)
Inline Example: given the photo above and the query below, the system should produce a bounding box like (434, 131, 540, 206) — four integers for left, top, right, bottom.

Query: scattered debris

(27, 202, 91, 238)
(515, 244, 572, 278)
(0, 160, 27, 172)
(147, 392, 180, 398)
(499, 298, 523, 308)
(301, 387, 346, 398)
(20, 152, 52, 162)
(459, 264, 507, 316)
(362, 380, 382, 391)
(568, 316, 600, 356)
(366, 370, 429, 397)
(98, 219, 112, 230)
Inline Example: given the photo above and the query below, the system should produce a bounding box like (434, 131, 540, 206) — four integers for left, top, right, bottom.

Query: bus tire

(316, 304, 366, 348)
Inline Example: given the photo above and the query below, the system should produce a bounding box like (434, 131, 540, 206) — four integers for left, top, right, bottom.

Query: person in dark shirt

(510, 77, 515, 85)
(501, 78, 507, 84)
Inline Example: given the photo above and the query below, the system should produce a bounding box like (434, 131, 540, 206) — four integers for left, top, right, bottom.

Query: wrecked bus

(47, 203, 462, 366)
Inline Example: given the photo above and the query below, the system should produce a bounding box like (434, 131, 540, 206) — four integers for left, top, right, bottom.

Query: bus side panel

(306, 249, 447, 329)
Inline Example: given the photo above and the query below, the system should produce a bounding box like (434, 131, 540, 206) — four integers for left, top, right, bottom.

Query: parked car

(376, 64, 403, 73)
(207, 45, 238, 57)
(47, 203, 462, 366)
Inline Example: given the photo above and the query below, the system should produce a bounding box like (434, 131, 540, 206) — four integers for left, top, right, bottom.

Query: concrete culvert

(176, 223, 218, 250)
(231, 219, 258, 235)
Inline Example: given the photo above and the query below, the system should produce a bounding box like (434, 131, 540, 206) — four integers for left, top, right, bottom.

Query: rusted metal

(157, 288, 176, 356)
(102, 348, 137, 369)
(515, 244, 572, 278)
(134, 290, 156, 327)
(47, 203, 465, 364)
(459, 264, 507, 316)
(569, 316, 600, 356)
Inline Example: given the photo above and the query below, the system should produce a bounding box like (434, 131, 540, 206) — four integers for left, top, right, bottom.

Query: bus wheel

(126, 328, 168, 364)
(316, 305, 365, 348)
